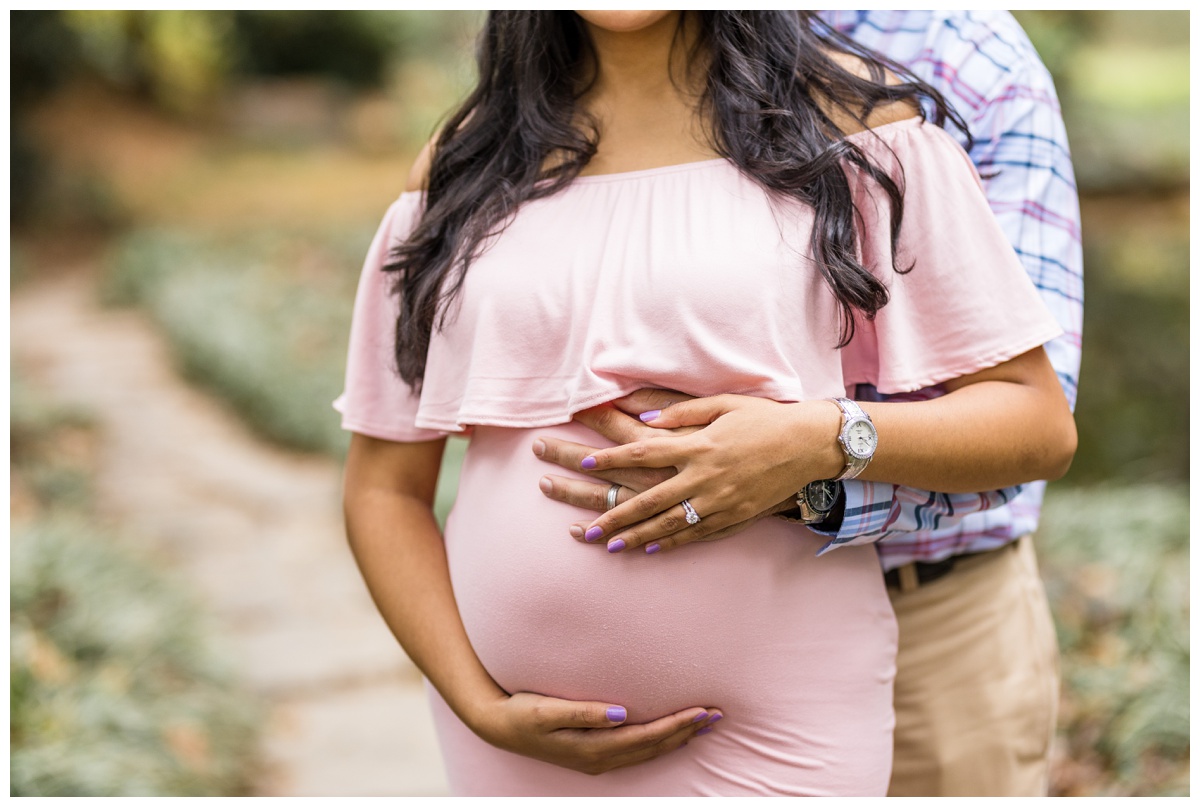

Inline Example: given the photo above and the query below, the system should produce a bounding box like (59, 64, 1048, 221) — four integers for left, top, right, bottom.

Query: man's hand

(533, 389, 794, 549)
(477, 692, 723, 775)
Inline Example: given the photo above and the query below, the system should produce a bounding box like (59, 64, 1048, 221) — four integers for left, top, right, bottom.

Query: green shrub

(11, 518, 261, 796)
(11, 370, 262, 796)
(101, 226, 474, 517)
(11, 371, 96, 510)
(103, 227, 370, 455)
(1039, 485, 1189, 795)
(230, 11, 399, 88)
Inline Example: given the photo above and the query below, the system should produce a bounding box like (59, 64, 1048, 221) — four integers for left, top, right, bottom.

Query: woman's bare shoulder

(405, 139, 436, 193)
(820, 50, 921, 137)
(406, 108, 477, 192)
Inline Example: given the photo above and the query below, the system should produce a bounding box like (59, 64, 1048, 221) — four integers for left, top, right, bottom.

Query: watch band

(829, 397, 876, 481)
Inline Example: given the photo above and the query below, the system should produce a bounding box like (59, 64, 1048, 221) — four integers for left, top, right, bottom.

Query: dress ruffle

(335, 118, 1061, 440)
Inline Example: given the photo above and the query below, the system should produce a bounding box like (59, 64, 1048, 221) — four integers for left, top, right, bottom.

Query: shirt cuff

(812, 480, 899, 556)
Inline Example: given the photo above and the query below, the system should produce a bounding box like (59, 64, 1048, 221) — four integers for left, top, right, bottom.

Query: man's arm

(537, 389, 1032, 552)
(821, 15, 1083, 555)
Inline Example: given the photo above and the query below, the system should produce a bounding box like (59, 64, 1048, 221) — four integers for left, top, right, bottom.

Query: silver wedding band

(681, 499, 701, 525)
(605, 483, 621, 512)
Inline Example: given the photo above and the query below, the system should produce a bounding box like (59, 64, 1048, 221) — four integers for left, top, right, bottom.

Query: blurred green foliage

(11, 11, 83, 224)
(62, 10, 231, 116)
(229, 11, 398, 88)
(11, 10, 478, 224)
(1016, 10, 1188, 192)
(11, 374, 262, 797)
(1013, 10, 1189, 486)
(42, 10, 477, 119)
(11, 521, 261, 796)
(100, 226, 470, 509)
(11, 11, 83, 108)
(1068, 201, 1189, 484)
(102, 228, 370, 456)
(11, 373, 96, 511)
(1038, 485, 1189, 795)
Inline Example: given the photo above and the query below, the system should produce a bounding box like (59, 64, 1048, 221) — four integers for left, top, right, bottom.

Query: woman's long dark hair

(386, 11, 968, 390)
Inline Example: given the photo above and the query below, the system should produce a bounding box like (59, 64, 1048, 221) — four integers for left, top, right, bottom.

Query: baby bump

(443, 422, 897, 728)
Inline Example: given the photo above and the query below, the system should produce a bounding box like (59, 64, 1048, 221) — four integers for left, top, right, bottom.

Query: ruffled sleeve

(332, 193, 450, 442)
(840, 119, 1063, 393)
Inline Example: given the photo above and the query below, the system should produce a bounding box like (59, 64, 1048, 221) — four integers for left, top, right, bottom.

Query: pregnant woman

(335, 11, 1075, 797)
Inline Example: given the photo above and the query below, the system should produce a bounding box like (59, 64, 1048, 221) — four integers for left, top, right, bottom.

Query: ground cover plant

(101, 226, 470, 512)
(11, 373, 262, 796)
(1038, 485, 1189, 796)
(102, 228, 371, 456)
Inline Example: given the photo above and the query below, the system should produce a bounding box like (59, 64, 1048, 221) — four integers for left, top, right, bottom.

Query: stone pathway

(11, 269, 449, 796)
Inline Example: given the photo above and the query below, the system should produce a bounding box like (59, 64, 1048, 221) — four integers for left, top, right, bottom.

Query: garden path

(11, 266, 449, 796)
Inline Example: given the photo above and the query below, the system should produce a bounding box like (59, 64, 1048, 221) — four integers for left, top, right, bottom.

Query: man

(536, 10, 1082, 797)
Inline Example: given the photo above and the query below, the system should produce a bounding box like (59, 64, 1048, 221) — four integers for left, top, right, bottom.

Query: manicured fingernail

(607, 539, 626, 553)
(570, 525, 585, 539)
(707, 713, 723, 724)
(696, 726, 713, 736)
(538, 477, 552, 494)
(581, 456, 597, 470)
(532, 439, 546, 457)
(691, 711, 709, 723)
(584, 526, 603, 542)
(639, 409, 661, 422)
(606, 706, 627, 723)
(646, 543, 661, 554)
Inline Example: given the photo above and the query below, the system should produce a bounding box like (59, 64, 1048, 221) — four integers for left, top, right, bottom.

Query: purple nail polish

(607, 539, 626, 553)
(707, 713, 724, 724)
(691, 711, 709, 723)
(639, 409, 661, 422)
(584, 526, 603, 542)
(696, 726, 713, 736)
(581, 456, 598, 470)
(646, 543, 661, 554)
(606, 706, 627, 723)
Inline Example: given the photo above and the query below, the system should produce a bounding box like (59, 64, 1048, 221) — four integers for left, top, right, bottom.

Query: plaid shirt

(811, 11, 1084, 570)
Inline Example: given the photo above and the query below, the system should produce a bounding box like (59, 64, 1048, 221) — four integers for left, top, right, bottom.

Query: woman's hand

(566, 347, 1074, 556)
(345, 433, 725, 776)
(533, 391, 793, 545)
(572, 395, 844, 554)
(474, 691, 723, 775)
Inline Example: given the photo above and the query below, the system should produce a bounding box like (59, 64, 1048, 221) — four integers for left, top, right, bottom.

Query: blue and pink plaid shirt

(812, 11, 1084, 571)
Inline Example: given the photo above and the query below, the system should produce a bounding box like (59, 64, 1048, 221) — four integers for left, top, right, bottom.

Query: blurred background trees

(10, 10, 1188, 797)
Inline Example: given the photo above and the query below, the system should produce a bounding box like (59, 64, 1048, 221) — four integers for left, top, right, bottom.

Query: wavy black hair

(386, 11, 969, 390)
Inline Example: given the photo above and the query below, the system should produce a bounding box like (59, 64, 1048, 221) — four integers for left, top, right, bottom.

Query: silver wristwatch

(777, 479, 842, 525)
(829, 397, 877, 481)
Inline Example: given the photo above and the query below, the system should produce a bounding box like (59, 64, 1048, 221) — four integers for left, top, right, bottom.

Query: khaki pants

(887, 537, 1060, 797)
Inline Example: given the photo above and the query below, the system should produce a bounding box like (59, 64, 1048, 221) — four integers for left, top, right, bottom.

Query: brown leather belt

(884, 542, 1016, 592)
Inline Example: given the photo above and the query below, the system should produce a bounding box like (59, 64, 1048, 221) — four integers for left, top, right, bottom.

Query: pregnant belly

(443, 423, 896, 726)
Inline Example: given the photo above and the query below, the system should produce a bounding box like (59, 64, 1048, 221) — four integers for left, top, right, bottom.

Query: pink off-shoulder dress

(334, 118, 1062, 796)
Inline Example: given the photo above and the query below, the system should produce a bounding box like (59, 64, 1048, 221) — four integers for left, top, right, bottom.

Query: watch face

(846, 419, 877, 459)
(806, 479, 839, 511)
